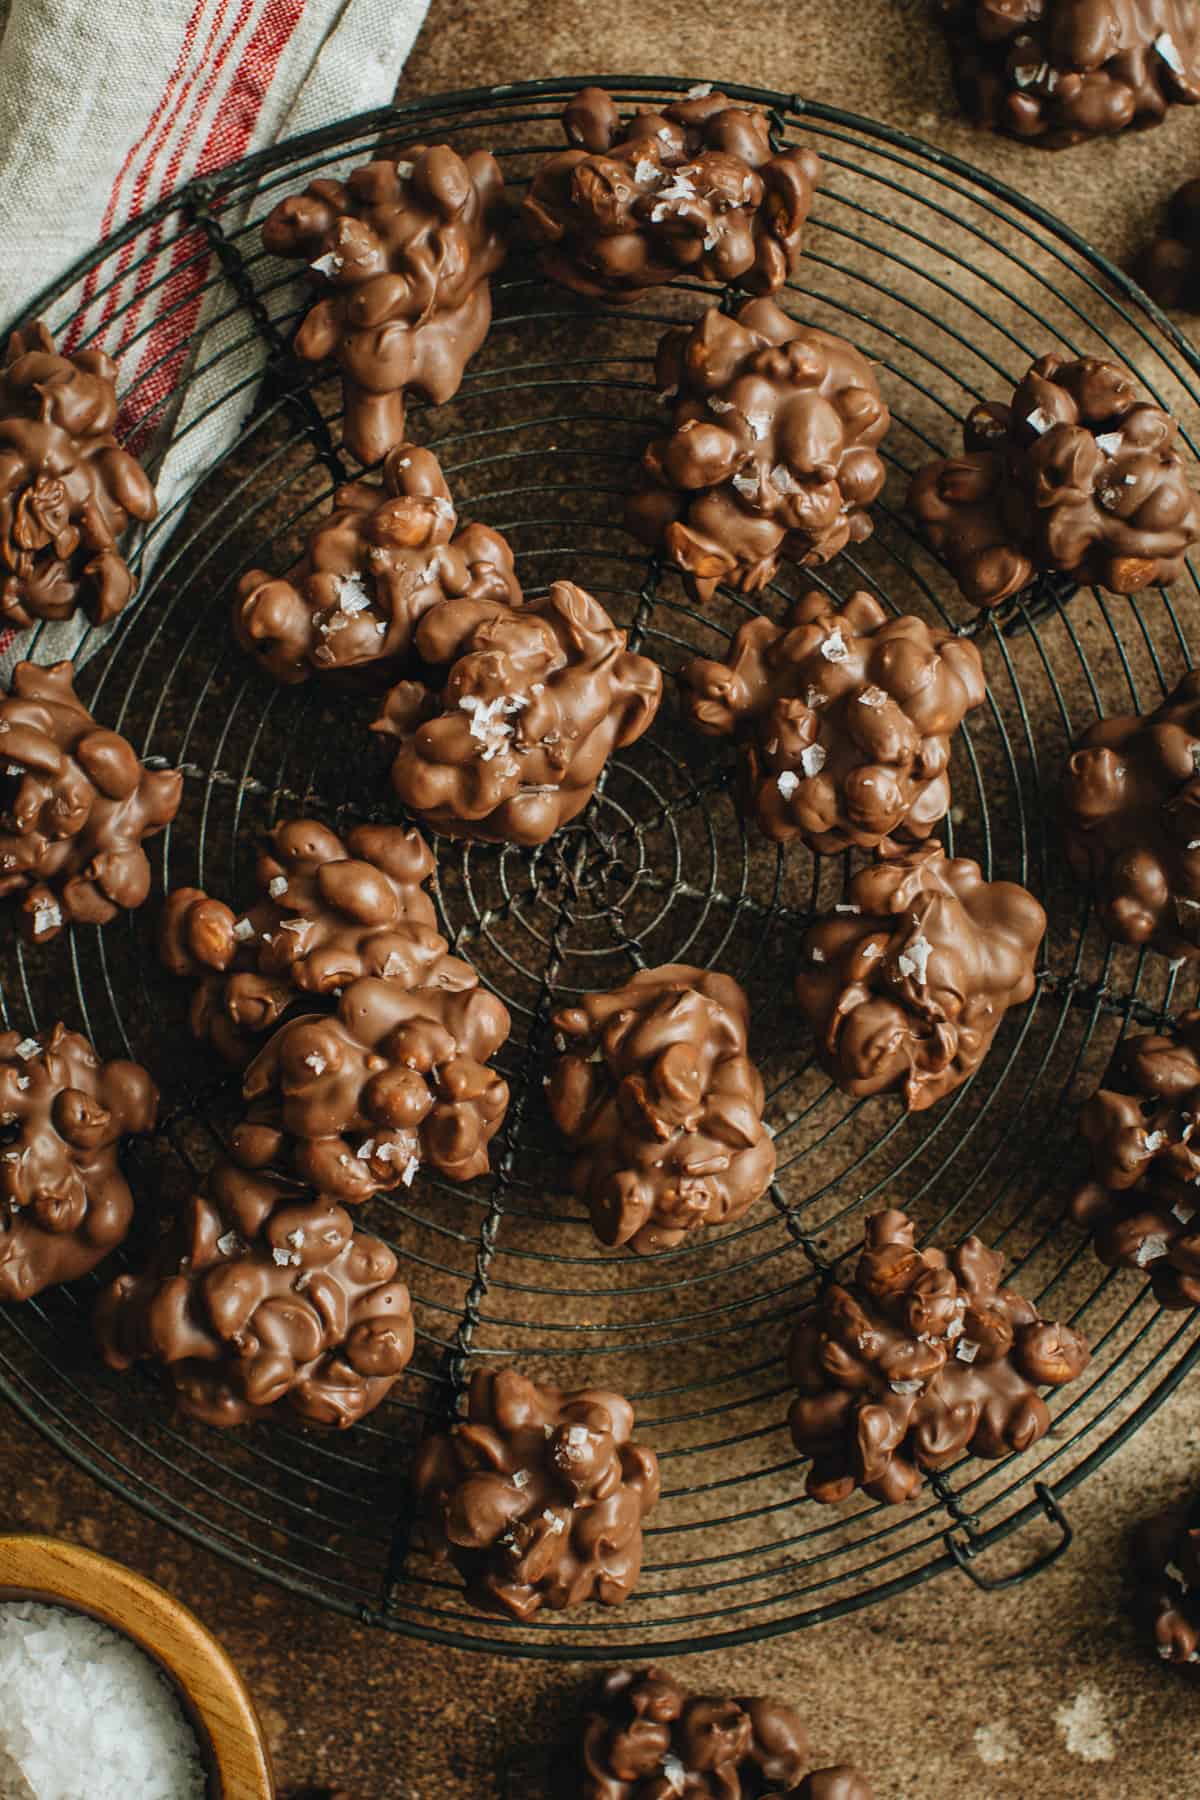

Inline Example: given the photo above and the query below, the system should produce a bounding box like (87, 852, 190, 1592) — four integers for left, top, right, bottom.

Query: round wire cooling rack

(3, 76, 1200, 1662)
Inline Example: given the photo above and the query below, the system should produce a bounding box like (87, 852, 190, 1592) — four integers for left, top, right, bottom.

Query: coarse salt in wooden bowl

(0, 1535, 274, 1799)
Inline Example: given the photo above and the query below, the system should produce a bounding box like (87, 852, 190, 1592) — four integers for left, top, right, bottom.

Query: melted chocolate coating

(1062, 670, 1200, 959)
(1071, 1011, 1200, 1308)
(240, 962, 511, 1197)
(578, 1666, 875, 1800)
(1131, 1495, 1200, 1670)
(937, 0, 1200, 146)
(523, 86, 822, 302)
(0, 1023, 157, 1302)
(795, 842, 1046, 1111)
(372, 581, 662, 846)
(412, 1367, 660, 1619)
(95, 1153, 413, 1428)
(547, 965, 775, 1254)
(908, 353, 1200, 608)
(234, 444, 521, 686)
(159, 818, 439, 1065)
(627, 301, 889, 604)
(682, 589, 986, 853)
(0, 322, 157, 629)
(1136, 176, 1200, 310)
(262, 146, 506, 465)
(788, 1209, 1089, 1505)
(0, 660, 182, 943)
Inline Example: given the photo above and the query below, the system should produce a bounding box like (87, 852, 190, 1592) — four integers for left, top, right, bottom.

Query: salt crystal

(708, 397, 736, 414)
(634, 158, 658, 183)
(279, 918, 307, 935)
(821, 629, 849, 663)
(1094, 432, 1122, 456)
(511, 1469, 531, 1491)
(859, 686, 887, 708)
(744, 411, 771, 440)
(30, 898, 61, 935)
(310, 252, 343, 276)
(897, 933, 933, 985)
(1159, 1644, 1174, 1659)
(800, 743, 827, 777)
(395, 160, 415, 179)
(947, 1315, 964, 1341)
(542, 1509, 565, 1534)
(810, 947, 826, 963)
(273, 1246, 301, 1267)
(1013, 61, 1048, 89)
(216, 1231, 244, 1257)
(1026, 407, 1056, 435)
(1173, 1203, 1195, 1223)
(287, 1227, 305, 1250)
(303, 1052, 327, 1077)
(685, 82, 713, 97)
(3, 765, 20, 777)
(0, 1600, 206, 1799)
(956, 1339, 980, 1364)
(233, 917, 254, 941)
(777, 771, 799, 799)
(890, 1378, 923, 1394)
(382, 951, 405, 979)
(402, 1155, 419, 1187)
(376, 621, 388, 635)
(1156, 31, 1185, 75)
(661, 1753, 687, 1795)
(658, 127, 674, 143)
(703, 228, 719, 250)
(460, 692, 527, 761)
(769, 463, 803, 496)
(1166, 1559, 1189, 1590)
(731, 470, 760, 501)
(334, 573, 372, 616)
(268, 876, 288, 898)
(563, 1425, 590, 1457)
(13, 1077, 28, 1092)
(806, 686, 828, 709)
(835, 904, 860, 914)
(1135, 1234, 1169, 1265)
(357, 1139, 376, 1161)
(1143, 1130, 1167, 1153)
(13, 1040, 38, 1062)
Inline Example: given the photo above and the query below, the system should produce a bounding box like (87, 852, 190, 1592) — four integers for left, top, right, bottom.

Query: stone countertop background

(6, 4, 1200, 1798)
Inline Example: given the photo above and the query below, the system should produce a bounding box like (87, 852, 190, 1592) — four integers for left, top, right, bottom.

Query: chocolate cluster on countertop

(413, 1367, 660, 1619)
(577, 1667, 874, 1800)
(373, 580, 662, 846)
(239, 961, 510, 1198)
(789, 1209, 1089, 1505)
(1136, 175, 1200, 310)
(522, 85, 822, 303)
(1071, 1012, 1200, 1309)
(627, 301, 889, 604)
(1062, 670, 1200, 960)
(160, 818, 439, 1064)
(95, 1151, 413, 1428)
(936, 0, 1200, 147)
(546, 965, 775, 1255)
(0, 660, 182, 943)
(795, 841, 1046, 1112)
(0, 322, 157, 630)
(234, 444, 521, 686)
(1131, 1492, 1200, 1669)
(262, 146, 505, 465)
(0, 1023, 157, 1302)
(682, 589, 986, 854)
(909, 352, 1200, 609)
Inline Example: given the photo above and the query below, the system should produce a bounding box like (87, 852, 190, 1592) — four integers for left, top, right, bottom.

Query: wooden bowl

(0, 1534, 274, 1799)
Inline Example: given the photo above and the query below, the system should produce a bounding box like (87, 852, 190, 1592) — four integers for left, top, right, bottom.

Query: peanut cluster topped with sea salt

(794, 841, 1046, 1112)
(788, 1208, 1089, 1505)
(412, 1367, 660, 1619)
(1072, 1011, 1200, 1309)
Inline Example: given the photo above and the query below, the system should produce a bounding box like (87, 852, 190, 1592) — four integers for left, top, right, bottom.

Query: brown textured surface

(8, 6, 1200, 1799)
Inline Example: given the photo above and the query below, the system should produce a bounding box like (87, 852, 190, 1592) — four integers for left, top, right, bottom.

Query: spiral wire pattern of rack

(2, 77, 1200, 1658)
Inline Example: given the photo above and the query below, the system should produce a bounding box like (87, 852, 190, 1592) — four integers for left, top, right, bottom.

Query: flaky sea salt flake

(956, 1339, 980, 1364)
(1156, 31, 1186, 75)
(13, 1039, 38, 1061)
(334, 573, 372, 616)
(310, 252, 343, 277)
(233, 917, 255, 941)
(1026, 407, 1056, 435)
(1094, 432, 1122, 456)
(800, 743, 827, 777)
(898, 933, 933, 985)
(821, 628, 849, 663)
(268, 876, 288, 898)
(777, 770, 800, 799)
(1135, 1234, 1170, 1265)
(686, 82, 713, 97)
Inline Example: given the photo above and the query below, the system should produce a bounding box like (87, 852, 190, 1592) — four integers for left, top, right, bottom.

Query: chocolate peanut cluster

(160, 819, 439, 1065)
(95, 1151, 414, 1429)
(547, 965, 775, 1255)
(240, 965, 511, 1197)
(0, 1024, 158, 1302)
(372, 581, 662, 846)
(788, 1209, 1090, 1504)
(412, 1367, 660, 1619)
(627, 301, 889, 604)
(1071, 1012, 1200, 1309)
(1131, 1491, 1200, 1670)
(682, 589, 986, 853)
(578, 1667, 874, 1799)
(0, 660, 182, 943)
(1062, 671, 1200, 960)
(262, 146, 506, 465)
(909, 353, 1200, 609)
(1136, 176, 1200, 310)
(937, 0, 1200, 147)
(523, 86, 822, 302)
(795, 842, 1046, 1112)
(0, 322, 157, 630)
(234, 444, 521, 686)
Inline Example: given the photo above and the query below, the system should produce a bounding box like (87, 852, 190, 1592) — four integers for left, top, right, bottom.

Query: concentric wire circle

(2, 78, 1200, 1658)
